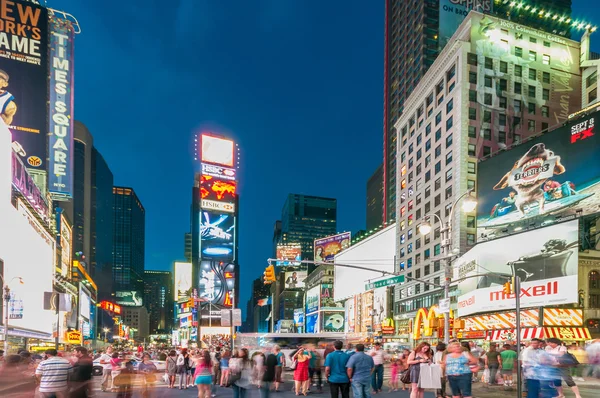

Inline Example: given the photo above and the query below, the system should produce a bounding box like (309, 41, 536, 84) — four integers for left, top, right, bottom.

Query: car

(92, 358, 166, 377)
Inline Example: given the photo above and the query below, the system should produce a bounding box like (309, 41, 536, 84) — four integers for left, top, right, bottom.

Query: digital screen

(79, 288, 91, 320)
(200, 175, 236, 204)
(306, 286, 319, 314)
(305, 313, 318, 334)
(201, 135, 235, 167)
(200, 211, 235, 260)
(175, 262, 192, 302)
(115, 290, 143, 307)
(202, 163, 236, 181)
(284, 270, 307, 290)
(199, 261, 235, 307)
(276, 244, 302, 266)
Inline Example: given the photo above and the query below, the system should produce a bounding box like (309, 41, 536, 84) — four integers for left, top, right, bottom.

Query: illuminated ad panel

(201, 134, 234, 167)
(0, 0, 49, 171)
(276, 243, 302, 266)
(174, 262, 192, 303)
(199, 175, 236, 213)
(59, 214, 72, 277)
(284, 270, 307, 290)
(438, 0, 492, 49)
(48, 16, 75, 199)
(200, 211, 235, 260)
(314, 232, 351, 263)
(198, 261, 235, 306)
(477, 111, 600, 238)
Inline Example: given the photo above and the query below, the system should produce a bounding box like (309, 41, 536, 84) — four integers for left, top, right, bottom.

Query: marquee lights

(503, 0, 597, 32)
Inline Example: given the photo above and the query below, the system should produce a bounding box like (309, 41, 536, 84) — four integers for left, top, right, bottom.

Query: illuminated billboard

(439, 0, 492, 50)
(198, 261, 235, 306)
(202, 163, 236, 181)
(322, 311, 345, 332)
(477, 111, 600, 238)
(306, 313, 318, 334)
(12, 152, 49, 222)
(201, 135, 235, 167)
(320, 283, 342, 311)
(373, 287, 388, 331)
(175, 262, 192, 302)
(456, 220, 579, 317)
(314, 232, 351, 263)
(59, 214, 72, 277)
(284, 270, 307, 290)
(115, 290, 143, 307)
(79, 286, 91, 321)
(48, 16, 74, 198)
(276, 243, 302, 266)
(200, 174, 236, 206)
(200, 211, 235, 260)
(0, 0, 49, 170)
(306, 286, 319, 314)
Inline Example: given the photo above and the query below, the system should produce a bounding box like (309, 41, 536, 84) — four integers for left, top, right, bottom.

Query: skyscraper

(382, 0, 573, 223)
(366, 164, 384, 231)
(113, 186, 145, 306)
(278, 194, 337, 260)
(144, 270, 174, 333)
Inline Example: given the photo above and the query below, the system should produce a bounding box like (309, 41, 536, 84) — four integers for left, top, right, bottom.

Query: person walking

(569, 343, 588, 380)
(545, 338, 583, 398)
(98, 347, 114, 392)
(0, 354, 37, 397)
(231, 348, 253, 398)
(324, 340, 350, 398)
(195, 350, 214, 398)
(308, 346, 323, 393)
(368, 342, 385, 394)
(220, 350, 231, 386)
(521, 338, 560, 398)
(176, 348, 189, 389)
(110, 352, 123, 392)
(292, 346, 311, 395)
(484, 344, 502, 385)
(166, 350, 178, 389)
(346, 343, 374, 398)
(500, 344, 517, 387)
(260, 346, 279, 398)
(212, 347, 223, 390)
(433, 342, 447, 398)
(35, 348, 73, 398)
(407, 342, 432, 398)
(138, 353, 157, 398)
(274, 345, 285, 392)
(443, 342, 477, 398)
(69, 347, 93, 398)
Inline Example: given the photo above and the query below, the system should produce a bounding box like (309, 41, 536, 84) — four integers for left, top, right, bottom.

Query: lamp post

(103, 327, 109, 342)
(418, 189, 477, 344)
(1, 275, 24, 353)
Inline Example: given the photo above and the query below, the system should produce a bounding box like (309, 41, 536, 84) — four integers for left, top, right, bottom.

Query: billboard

(439, 0, 492, 50)
(198, 261, 235, 306)
(373, 287, 388, 331)
(293, 309, 304, 327)
(477, 111, 600, 237)
(202, 163, 236, 181)
(201, 134, 235, 167)
(456, 220, 579, 317)
(284, 270, 307, 290)
(306, 313, 318, 334)
(199, 175, 236, 213)
(12, 153, 49, 222)
(321, 283, 342, 311)
(345, 297, 356, 333)
(59, 214, 71, 277)
(314, 232, 351, 262)
(174, 262, 192, 302)
(322, 311, 345, 332)
(48, 16, 74, 198)
(276, 243, 302, 266)
(0, 0, 49, 170)
(115, 290, 143, 307)
(306, 285, 319, 314)
(200, 211, 235, 260)
(79, 286, 91, 321)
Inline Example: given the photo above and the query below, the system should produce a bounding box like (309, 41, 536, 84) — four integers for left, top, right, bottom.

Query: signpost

(438, 298, 450, 314)
(365, 275, 405, 290)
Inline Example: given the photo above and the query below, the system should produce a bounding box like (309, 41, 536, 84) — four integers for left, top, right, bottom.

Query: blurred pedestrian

(545, 338, 582, 398)
(443, 342, 477, 398)
(166, 350, 178, 388)
(261, 346, 279, 398)
(569, 343, 588, 380)
(433, 342, 447, 398)
(484, 344, 501, 385)
(500, 344, 517, 387)
(308, 345, 323, 393)
(292, 346, 311, 395)
(273, 345, 285, 391)
(521, 338, 559, 398)
(586, 339, 600, 378)
(110, 352, 123, 392)
(407, 342, 432, 398)
(69, 347, 93, 398)
(346, 343, 372, 398)
(98, 347, 114, 392)
(231, 348, 252, 398)
(369, 342, 385, 394)
(176, 348, 190, 389)
(195, 350, 213, 398)
(138, 353, 157, 397)
(35, 348, 72, 398)
(220, 350, 231, 386)
(0, 354, 36, 397)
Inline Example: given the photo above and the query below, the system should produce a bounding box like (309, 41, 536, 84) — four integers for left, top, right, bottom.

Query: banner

(543, 308, 583, 326)
(48, 16, 74, 198)
(464, 310, 539, 331)
(0, 0, 49, 170)
(314, 232, 351, 262)
(457, 220, 579, 317)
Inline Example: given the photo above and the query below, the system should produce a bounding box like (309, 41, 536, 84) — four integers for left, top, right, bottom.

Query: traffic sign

(365, 275, 405, 290)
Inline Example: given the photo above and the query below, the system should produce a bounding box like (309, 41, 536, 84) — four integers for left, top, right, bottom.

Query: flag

(257, 297, 271, 306)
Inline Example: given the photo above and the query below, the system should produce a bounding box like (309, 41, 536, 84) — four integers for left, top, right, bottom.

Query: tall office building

(144, 270, 174, 333)
(366, 164, 384, 231)
(278, 194, 337, 260)
(382, 0, 573, 223)
(113, 186, 146, 306)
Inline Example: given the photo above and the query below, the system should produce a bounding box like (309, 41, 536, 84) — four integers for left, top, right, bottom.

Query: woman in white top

(545, 338, 582, 398)
(433, 343, 447, 398)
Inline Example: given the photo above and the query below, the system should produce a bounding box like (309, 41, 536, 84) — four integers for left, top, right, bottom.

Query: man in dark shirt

(70, 346, 94, 398)
(261, 347, 279, 398)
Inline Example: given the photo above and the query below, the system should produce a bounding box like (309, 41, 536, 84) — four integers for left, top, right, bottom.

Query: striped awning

(544, 327, 591, 341)
(488, 328, 544, 341)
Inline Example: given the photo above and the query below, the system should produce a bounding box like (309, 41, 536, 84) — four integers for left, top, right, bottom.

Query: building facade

(382, 0, 573, 224)
(392, 11, 585, 319)
(366, 164, 384, 231)
(121, 306, 150, 339)
(144, 270, 174, 333)
(113, 186, 146, 306)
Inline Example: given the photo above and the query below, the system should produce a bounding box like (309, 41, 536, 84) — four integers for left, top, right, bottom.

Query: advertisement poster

(115, 290, 143, 306)
(200, 211, 235, 260)
(78, 287, 91, 321)
(198, 261, 235, 306)
(48, 16, 74, 198)
(284, 270, 307, 289)
(59, 214, 72, 277)
(201, 134, 235, 167)
(0, 0, 49, 170)
(314, 232, 351, 262)
(200, 175, 236, 205)
(293, 308, 304, 327)
(456, 220, 579, 317)
(373, 287, 388, 331)
(477, 111, 600, 237)
(345, 297, 356, 333)
(321, 283, 342, 310)
(175, 262, 192, 302)
(439, 0, 492, 50)
(306, 313, 318, 334)
(360, 291, 373, 332)
(322, 311, 345, 332)
(276, 244, 302, 266)
(306, 285, 319, 314)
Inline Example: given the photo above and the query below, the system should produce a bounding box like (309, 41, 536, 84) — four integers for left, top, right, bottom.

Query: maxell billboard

(0, 0, 49, 170)
(456, 220, 579, 317)
(477, 111, 600, 237)
(48, 16, 74, 198)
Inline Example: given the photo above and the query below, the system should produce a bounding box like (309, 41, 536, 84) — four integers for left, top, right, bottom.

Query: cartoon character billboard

(477, 111, 600, 237)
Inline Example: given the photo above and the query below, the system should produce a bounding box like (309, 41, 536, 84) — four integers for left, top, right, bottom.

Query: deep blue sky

(48, 0, 600, 310)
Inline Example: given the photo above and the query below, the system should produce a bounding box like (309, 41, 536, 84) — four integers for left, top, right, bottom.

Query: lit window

(543, 54, 550, 65)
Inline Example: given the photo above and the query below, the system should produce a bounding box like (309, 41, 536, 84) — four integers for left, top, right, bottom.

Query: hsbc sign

(201, 199, 235, 213)
(202, 163, 236, 181)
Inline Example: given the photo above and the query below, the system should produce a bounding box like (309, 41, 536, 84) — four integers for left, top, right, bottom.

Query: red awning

(487, 328, 544, 341)
(544, 327, 591, 341)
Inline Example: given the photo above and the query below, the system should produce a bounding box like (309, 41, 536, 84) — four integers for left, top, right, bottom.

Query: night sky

(48, 0, 600, 310)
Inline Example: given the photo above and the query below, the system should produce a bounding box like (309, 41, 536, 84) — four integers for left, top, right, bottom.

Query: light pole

(418, 189, 477, 344)
(103, 327, 109, 342)
(1, 275, 24, 353)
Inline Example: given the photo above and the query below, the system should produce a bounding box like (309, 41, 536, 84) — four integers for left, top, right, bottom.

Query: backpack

(559, 352, 579, 367)
(176, 354, 185, 366)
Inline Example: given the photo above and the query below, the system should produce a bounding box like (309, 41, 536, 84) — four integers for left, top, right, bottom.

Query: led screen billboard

(477, 111, 600, 238)
(59, 214, 72, 277)
(201, 135, 234, 167)
(456, 220, 579, 317)
(199, 175, 236, 211)
(115, 290, 143, 307)
(322, 311, 345, 332)
(175, 262, 192, 302)
(276, 244, 302, 267)
(306, 286, 319, 314)
(314, 232, 351, 263)
(284, 270, 307, 290)
(0, 0, 49, 170)
(202, 163, 236, 181)
(198, 261, 235, 307)
(200, 211, 235, 260)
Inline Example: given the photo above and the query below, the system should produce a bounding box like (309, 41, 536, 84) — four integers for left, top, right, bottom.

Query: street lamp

(419, 188, 477, 344)
(103, 327, 109, 342)
(1, 275, 24, 353)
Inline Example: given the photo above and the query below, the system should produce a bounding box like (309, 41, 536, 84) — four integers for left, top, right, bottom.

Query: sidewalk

(470, 378, 600, 398)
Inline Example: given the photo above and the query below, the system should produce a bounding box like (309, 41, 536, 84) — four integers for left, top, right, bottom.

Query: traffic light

(263, 265, 276, 284)
(503, 281, 512, 295)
